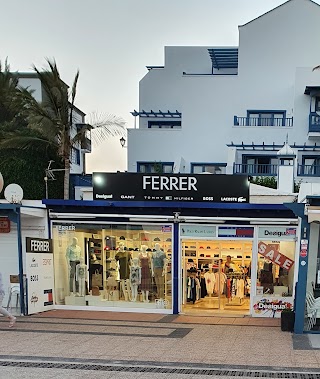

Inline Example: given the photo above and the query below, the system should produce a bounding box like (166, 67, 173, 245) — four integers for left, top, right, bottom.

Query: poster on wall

(25, 237, 54, 315)
(252, 296, 293, 318)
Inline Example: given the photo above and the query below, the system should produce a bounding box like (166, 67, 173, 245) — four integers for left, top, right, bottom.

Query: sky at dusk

(1, 0, 305, 173)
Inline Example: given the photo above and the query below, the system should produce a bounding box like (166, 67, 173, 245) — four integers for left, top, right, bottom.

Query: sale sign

(258, 242, 294, 271)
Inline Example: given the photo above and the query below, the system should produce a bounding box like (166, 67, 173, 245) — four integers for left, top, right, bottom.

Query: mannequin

(204, 265, 216, 296)
(139, 245, 151, 302)
(130, 257, 141, 302)
(151, 243, 167, 299)
(116, 242, 130, 300)
(66, 237, 82, 294)
(76, 258, 87, 297)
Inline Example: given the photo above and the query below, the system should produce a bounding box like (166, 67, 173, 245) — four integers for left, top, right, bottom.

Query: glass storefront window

(257, 240, 295, 297)
(52, 223, 173, 310)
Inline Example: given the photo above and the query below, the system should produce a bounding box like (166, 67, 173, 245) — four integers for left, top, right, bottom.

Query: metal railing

(234, 163, 278, 176)
(298, 164, 320, 177)
(234, 116, 293, 127)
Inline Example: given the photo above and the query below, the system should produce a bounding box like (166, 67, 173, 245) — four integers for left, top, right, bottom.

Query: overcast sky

(1, 0, 303, 173)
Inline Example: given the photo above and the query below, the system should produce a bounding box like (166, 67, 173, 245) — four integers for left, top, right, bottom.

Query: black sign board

(93, 173, 249, 203)
(26, 237, 53, 253)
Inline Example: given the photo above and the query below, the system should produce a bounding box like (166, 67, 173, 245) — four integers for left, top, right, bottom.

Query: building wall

(128, 0, 320, 179)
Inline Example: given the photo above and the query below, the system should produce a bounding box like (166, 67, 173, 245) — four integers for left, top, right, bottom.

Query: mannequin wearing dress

(116, 242, 130, 300)
(151, 243, 167, 299)
(130, 257, 141, 302)
(66, 237, 82, 294)
(139, 245, 151, 302)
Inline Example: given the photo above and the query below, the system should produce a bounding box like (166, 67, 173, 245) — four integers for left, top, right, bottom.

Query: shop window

(137, 162, 174, 173)
(257, 240, 295, 297)
(52, 223, 173, 310)
(191, 163, 226, 174)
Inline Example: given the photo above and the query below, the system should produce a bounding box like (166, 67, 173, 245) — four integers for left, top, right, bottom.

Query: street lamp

(120, 137, 126, 148)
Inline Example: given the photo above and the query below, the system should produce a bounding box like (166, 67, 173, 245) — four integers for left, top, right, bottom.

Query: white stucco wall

(128, 0, 320, 181)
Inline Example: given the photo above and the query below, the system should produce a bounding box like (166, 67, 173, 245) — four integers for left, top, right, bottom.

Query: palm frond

(0, 135, 57, 153)
(87, 111, 126, 145)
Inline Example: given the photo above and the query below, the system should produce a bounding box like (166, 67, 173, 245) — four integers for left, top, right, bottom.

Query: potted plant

(281, 308, 295, 332)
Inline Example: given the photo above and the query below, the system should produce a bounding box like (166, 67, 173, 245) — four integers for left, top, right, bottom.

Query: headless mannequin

(66, 237, 81, 295)
(76, 258, 87, 297)
(151, 243, 167, 299)
(130, 257, 141, 302)
(139, 245, 151, 302)
(116, 242, 130, 301)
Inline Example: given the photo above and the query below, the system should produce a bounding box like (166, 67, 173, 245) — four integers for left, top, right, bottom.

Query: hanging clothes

(226, 278, 231, 298)
(204, 271, 216, 294)
(187, 277, 200, 303)
(231, 279, 236, 298)
(200, 277, 207, 298)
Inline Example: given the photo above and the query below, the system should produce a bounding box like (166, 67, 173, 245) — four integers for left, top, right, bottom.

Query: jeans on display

(154, 267, 164, 299)
(69, 261, 80, 293)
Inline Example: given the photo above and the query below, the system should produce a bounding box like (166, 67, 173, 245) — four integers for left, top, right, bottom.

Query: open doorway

(182, 240, 252, 314)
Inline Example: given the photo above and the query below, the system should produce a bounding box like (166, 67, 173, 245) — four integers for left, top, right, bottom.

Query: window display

(257, 240, 295, 296)
(52, 223, 173, 310)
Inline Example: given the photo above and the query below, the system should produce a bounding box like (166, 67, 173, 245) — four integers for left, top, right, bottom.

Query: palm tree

(3, 58, 126, 199)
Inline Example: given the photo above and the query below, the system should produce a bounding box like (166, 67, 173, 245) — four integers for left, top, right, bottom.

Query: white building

(128, 0, 320, 189)
(18, 73, 91, 175)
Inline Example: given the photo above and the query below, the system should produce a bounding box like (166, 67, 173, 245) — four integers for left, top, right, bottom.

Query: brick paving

(0, 310, 318, 378)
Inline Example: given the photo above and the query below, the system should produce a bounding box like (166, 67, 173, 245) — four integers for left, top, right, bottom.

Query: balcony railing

(234, 163, 278, 176)
(298, 164, 320, 176)
(309, 113, 320, 133)
(234, 116, 293, 127)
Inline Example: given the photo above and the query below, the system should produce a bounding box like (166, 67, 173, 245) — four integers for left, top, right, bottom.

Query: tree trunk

(64, 157, 71, 200)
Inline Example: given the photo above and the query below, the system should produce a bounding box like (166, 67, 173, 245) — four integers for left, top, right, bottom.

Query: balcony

(234, 116, 293, 127)
(309, 113, 320, 133)
(81, 137, 92, 152)
(234, 163, 278, 176)
(298, 164, 320, 177)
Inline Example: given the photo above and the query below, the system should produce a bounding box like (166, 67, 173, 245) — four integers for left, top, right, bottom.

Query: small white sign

(180, 224, 216, 238)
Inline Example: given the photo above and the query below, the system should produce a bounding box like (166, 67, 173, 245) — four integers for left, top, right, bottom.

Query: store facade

(43, 172, 300, 317)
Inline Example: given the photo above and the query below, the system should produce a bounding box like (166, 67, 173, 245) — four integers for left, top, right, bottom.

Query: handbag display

(92, 269, 102, 287)
(92, 286, 100, 296)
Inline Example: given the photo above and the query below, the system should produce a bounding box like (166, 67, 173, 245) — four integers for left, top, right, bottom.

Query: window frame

(71, 147, 81, 165)
(137, 162, 174, 173)
(190, 163, 227, 174)
(246, 110, 286, 127)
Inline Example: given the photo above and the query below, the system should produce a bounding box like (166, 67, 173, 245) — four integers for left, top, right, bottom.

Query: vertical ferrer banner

(25, 237, 54, 315)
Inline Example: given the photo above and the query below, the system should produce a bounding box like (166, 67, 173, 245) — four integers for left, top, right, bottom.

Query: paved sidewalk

(34, 309, 281, 327)
(0, 312, 318, 378)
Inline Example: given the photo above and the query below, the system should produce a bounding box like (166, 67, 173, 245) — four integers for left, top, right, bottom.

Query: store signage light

(93, 173, 249, 203)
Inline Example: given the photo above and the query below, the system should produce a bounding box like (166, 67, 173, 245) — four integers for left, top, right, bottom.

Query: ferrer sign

(26, 237, 53, 253)
(258, 241, 294, 270)
(93, 173, 249, 203)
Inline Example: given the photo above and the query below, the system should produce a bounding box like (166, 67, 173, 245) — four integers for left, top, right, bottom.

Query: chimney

(277, 138, 296, 193)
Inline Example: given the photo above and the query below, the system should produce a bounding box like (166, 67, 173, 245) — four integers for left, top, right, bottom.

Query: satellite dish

(0, 172, 3, 193)
(4, 184, 24, 204)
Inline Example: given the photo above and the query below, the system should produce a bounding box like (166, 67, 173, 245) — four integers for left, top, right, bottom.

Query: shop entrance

(182, 239, 252, 314)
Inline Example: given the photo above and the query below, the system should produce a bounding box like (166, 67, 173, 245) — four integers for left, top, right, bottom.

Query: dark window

(300, 156, 320, 176)
(148, 121, 181, 129)
(247, 111, 286, 127)
(71, 148, 80, 165)
(315, 97, 320, 112)
(191, 163, 226, 174)
(241, 155, 277, 175)
(137, 162, 174, 173)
